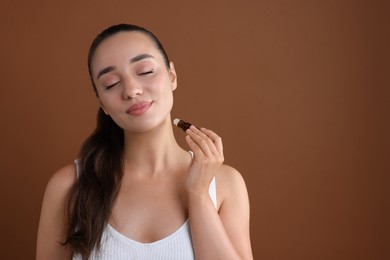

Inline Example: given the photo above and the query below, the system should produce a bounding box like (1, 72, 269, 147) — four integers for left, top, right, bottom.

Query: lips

(126, 101, 153, 116)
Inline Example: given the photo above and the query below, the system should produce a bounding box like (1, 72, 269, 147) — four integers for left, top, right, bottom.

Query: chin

(121, 115, 171, 134)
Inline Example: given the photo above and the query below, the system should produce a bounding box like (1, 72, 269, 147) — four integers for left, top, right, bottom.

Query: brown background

(0, 0, 389, 259)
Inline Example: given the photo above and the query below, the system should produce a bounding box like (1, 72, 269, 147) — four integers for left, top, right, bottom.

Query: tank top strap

(209, 177, 217, 209)
(74, 159, 81, 179)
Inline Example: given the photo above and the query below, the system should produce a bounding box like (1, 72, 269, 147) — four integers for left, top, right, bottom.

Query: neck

(122, 117, 186, 176)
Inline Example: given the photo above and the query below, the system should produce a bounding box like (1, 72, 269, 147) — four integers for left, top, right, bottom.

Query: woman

(36, 24, 253, 259)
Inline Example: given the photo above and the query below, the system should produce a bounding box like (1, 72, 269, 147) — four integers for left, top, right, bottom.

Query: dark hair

(63, 24, 170, 259)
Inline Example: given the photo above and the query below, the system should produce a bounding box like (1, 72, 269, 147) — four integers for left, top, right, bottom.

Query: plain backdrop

(0, 0, 389, 259)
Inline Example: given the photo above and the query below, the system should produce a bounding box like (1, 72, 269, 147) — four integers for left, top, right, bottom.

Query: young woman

(36, 24, 253, 260)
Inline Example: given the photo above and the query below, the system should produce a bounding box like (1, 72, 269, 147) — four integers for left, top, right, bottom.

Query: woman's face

(91, 31, 177, 133)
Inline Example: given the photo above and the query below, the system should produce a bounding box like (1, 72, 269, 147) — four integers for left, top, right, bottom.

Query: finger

(185, 134, 205, 158)
(189, 126, 223, 158)
(186, 127, 213, 156)
(200, 127, 223, 155)
(189, 126, 217, 149)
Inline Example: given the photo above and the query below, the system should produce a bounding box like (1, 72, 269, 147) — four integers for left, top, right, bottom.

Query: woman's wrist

(186, 188, 211, 203)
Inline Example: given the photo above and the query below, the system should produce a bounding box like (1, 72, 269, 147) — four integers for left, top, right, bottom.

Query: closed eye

(105, 82, 119, 90)
(139, 69, 154, 76)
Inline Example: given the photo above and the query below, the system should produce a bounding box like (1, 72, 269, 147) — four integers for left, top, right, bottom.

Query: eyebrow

(96, 54, 155, 79)
(130, 53, 154, 63)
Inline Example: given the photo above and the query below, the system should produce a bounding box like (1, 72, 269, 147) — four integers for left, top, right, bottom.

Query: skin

(36, 31, 253, 259)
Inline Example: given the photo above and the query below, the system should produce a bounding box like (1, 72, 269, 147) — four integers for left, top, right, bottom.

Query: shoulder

(215, 164, 249, 210)
(45, 163, 77, 198)
(214, 164, 252, 258)
(40, 163, 78, 220)
(36, 163, 77, 259)
(216, 164, 247, 191)
(40, 163, 77, 217)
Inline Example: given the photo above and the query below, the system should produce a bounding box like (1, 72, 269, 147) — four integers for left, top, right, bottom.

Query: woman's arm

(185, 126, 253, 260)
(36, 164, 75, 260)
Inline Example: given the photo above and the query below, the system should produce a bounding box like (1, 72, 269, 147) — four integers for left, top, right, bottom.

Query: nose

(122, 76, 142, 99)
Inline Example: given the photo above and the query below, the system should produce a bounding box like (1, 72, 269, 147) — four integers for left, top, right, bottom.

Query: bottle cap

(173, 118, 181, 126)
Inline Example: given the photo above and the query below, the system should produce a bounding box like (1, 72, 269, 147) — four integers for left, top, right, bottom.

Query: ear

(169, 61, 178, 91)
(99, 100, 109, 115)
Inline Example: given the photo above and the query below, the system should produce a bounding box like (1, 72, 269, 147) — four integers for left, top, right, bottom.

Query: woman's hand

(184, 125, 224, 195)
(184, 125, 253, 259)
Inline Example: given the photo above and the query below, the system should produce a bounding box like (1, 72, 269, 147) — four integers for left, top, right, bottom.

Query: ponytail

(64, 108, 124, 259)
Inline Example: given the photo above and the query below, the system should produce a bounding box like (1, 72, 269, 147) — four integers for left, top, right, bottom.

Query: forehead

(91, 31, 161, 71)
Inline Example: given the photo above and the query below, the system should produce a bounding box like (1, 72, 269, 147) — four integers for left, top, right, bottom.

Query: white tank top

(72, 159, 217, 260)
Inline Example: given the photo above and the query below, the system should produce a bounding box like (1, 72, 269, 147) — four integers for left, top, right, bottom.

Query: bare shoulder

(45, 163, 77, 198)
(216, 164, 247, 192)
(215, 164, 249, 209)
(37, 163, 76, 259)
(41, 162, 78, 220)
(217, 163, 245, 179)
(214, 164, 253, 259)
(48, 163, 77, 189)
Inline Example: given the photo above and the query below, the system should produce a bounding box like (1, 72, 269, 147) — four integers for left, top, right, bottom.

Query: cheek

(148, 74, 174, 95)
(99, 96, 120, 114)
(147, 77, 174, 110)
